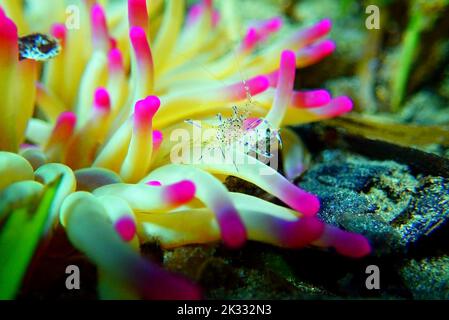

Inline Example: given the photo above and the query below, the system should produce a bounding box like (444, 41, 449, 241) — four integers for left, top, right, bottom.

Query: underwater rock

(157, 240, 337, 299)
(163, 245, 218, 281)
(206, 268, 329, 300)
(203, 243, 335, 299)
(400, 91, 449, 125)
(298, 150, 449, 256)
(438, 65, 449, 99)
(400, 256, 449, 299)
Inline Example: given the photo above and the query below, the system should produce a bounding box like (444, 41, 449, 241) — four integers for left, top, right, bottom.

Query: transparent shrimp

(182, 43, 283, 170)
(185, 99, 283, 171)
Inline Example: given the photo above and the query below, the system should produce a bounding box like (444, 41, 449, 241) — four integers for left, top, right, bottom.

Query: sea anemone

(0, 0, 370, 299)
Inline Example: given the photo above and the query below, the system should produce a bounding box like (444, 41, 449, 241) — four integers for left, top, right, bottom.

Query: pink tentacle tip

(220, 212, 247, 249)
(333, 96, 353, 113)
(130, 26, 146, 43)
(130, 26, 153, 66)
(319, 39, 336, 55)
(108, 48, 124, 70)
(114, 216, 136, 242)
(146, 180, 162, 186)
(187, 4, 202, 24)
(164, 180, 196, 206)
(135, 96, 160, 123)
(316, 96, 353, 118)
(280, 50, 297, 72)
(94, 88, 111, 111)
(242, 28, 260, 51)
(297, 40, 336, 66)
(50, 23, 66, 41)
(264, 17, 283, 33)
(92, 4, 106, 23)
(223, 76, 268, 101)
(247, 75, 270, 95)
(57, 112, 77, 127)
(333, 231, 371, 258)
(91, 4, 108, 35)
(315, 18, 332, 35)
(292, 90, 332, 108)
(290, 190, 320, 217)
(286, 217, 325, 248)
(0, 13, 18, 44)
(53, 112, 76, 141)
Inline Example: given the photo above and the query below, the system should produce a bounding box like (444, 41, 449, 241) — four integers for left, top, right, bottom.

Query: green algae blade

(0, 176, 62, 300)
